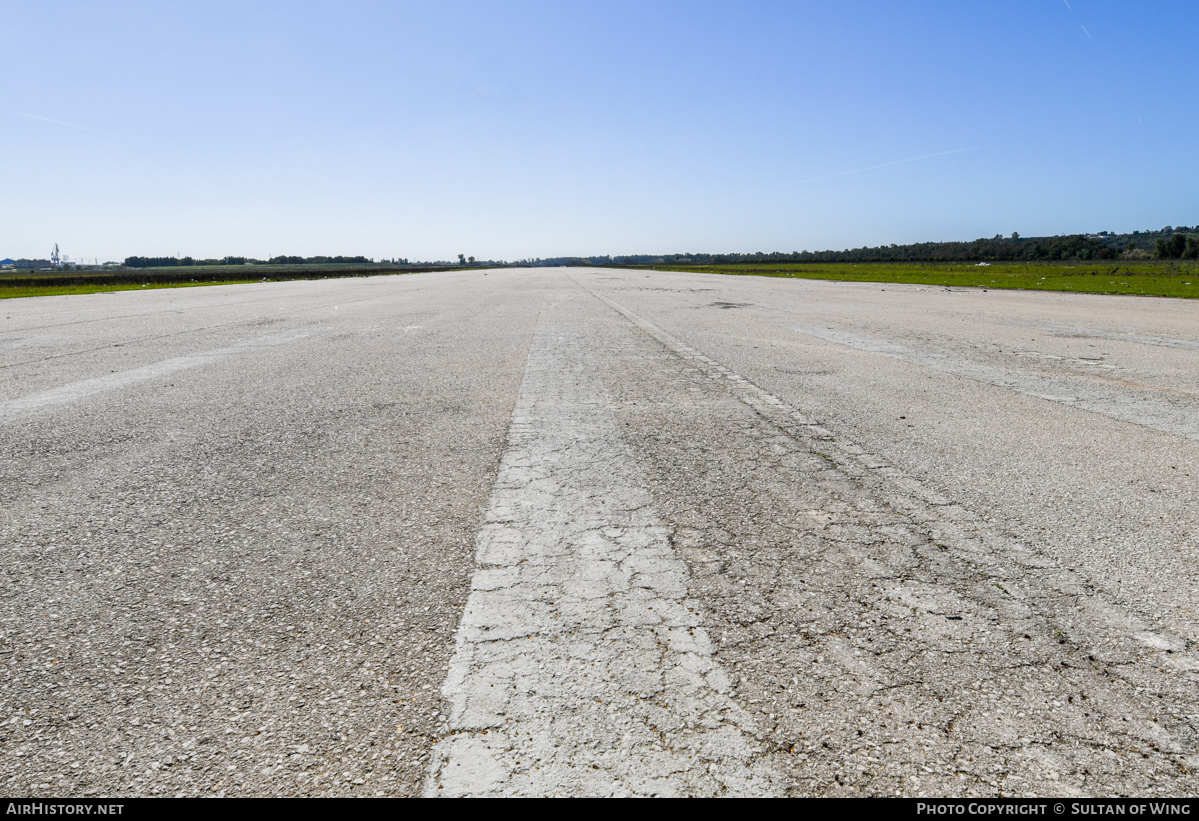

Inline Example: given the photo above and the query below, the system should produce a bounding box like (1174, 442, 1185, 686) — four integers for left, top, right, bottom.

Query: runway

(3, 268, 1198, 796)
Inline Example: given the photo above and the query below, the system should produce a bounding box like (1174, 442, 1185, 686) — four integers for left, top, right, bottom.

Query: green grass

(0, 279, 269, 299)
(0, 264, 467, 300)
(633, 260, 1199, 299)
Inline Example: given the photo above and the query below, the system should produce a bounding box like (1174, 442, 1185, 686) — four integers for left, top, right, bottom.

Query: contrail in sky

(1061, 0, 1071, 11)
(783, 147, 984, 187)
(11, 112, 115, 135)
(1080, 24, 1092, 40)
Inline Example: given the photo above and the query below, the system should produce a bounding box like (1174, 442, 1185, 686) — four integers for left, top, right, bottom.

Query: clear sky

(2, 1, 1196, 262)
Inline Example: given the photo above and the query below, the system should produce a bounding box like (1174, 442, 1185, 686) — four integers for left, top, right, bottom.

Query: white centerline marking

(0, 330, 310, 423)
(425, 324, 777, 797)
(784, 322, 1199, 440)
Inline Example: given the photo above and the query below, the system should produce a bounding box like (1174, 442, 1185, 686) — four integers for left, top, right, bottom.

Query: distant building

(0, 259, 14, 269)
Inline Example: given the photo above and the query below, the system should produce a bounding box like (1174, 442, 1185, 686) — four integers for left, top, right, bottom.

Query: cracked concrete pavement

(425, 324, 777, 797)
(3, 268, 1199, 796)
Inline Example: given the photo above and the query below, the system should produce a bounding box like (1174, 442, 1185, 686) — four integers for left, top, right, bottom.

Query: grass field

(631, 260, 1199, 299)
(0, 264, 463, 300)
(0, 279, 273, 300)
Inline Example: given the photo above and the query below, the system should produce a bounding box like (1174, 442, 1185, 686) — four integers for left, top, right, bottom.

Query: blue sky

(2, 1, 1196, 262)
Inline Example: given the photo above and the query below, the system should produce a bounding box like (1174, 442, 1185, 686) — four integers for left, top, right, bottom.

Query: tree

(458, 254, 466, 264)
(1155, 234, 1188, 259)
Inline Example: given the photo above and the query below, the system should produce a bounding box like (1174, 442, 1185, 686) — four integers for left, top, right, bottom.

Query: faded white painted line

(0, 330, 310, 423)
(784, 322, 1199, 441)
(425, 324, 778, 797)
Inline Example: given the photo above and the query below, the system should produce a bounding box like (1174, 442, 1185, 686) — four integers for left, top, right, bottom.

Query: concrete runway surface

(3, 268, 1199, 796)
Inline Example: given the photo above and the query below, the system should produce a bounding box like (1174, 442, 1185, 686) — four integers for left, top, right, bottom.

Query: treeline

(1155, 233, 1199, 259)
(106, 223, 1199, 271)
(588, 226, 1197, 266)
(267, 255, 385, 265)
(787, 234, 1120, 262)
(122, 255, 403, 268)
(603, 234, 1120, 265)
(124, 256, 257, 267)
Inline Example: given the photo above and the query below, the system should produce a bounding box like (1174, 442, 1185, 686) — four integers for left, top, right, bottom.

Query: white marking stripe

(785, 322, 1199, 440)
(425, 324, 778, 797)
(0, 330, 309, 423)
